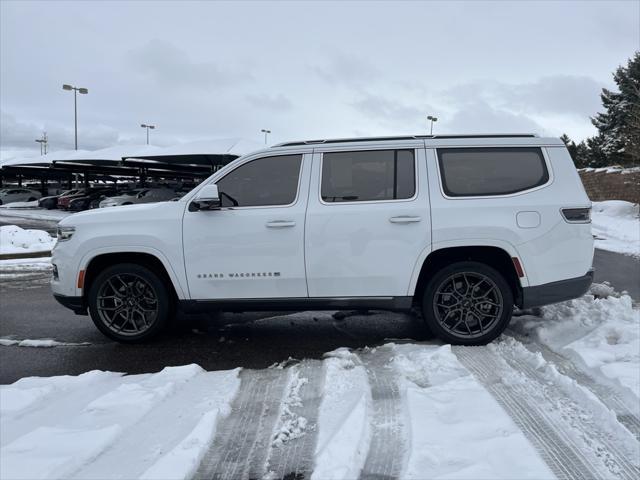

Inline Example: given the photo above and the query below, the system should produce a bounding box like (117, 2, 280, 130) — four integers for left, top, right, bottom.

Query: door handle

(266, 220, 296, 228)
(389, 216, 422, 224)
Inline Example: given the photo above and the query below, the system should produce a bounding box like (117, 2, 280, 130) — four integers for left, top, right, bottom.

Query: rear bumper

(520, 269, 594, 309)
(53, 294, 87, 315)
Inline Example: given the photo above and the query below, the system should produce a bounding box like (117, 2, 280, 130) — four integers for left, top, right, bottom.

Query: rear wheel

(88, 263, 171, 343)
(421, 261, 513, 345)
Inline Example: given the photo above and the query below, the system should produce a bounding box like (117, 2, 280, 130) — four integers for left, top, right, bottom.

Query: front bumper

(520, 269, 594, 309)
(53, 294, 87, 315)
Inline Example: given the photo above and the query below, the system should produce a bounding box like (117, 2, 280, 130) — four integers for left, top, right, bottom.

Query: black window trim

(212, 152, 305, 210)
(318, 148, 419, 205)
(435, 146, 553, 199)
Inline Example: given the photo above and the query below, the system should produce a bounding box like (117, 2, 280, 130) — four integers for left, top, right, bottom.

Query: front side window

(216, 154, 302, 207)
(437, 147, 549, 197)
(321, 149, 415, 203)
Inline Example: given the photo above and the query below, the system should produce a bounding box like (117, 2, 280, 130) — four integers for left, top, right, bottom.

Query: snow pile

(0, 365, 240, 480)
(0, 338, 90, 348)
(510, 289, 640, 401)
(389, 344, 554, 479)
(272, 368, 309, 447)
(0, 225, 56, 255)
(313, 350, 371, 480)
(0, 200, 39, 209)
(591, 200, 640, 257)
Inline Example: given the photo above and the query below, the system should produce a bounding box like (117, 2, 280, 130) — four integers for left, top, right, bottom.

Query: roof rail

(272, 133, 538, 147)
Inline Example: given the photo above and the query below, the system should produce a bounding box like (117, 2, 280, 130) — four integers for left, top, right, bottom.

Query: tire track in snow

(265, 359, 325, 480)
(507, 330, 640, 441)
(193, 368, 289, 480)
(454, 346, 640, 480)
(495, 342, 640, 480)
(357, 346, 406, 480)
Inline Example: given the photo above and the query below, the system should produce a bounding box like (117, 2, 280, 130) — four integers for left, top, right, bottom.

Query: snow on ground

(511, 284, 640, 403)
(0, 201, 39, 209)
(0, 207, 71, 222)
(390, 343, 555, 479)
(1, 296, 639, 479)
(0, 225, 56, 255)
(1, 366, 240, 480)
(0, 337, 90, 348)
(0, 257, 52, 283)
(591, 200, 640, 258)
(312, 349, 371, 480)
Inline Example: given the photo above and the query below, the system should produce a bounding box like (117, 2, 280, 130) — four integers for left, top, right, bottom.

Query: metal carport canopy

(121, 138, 263, 172)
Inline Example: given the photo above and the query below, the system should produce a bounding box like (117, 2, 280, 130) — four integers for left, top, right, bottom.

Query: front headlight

(57, 226, 75, 241)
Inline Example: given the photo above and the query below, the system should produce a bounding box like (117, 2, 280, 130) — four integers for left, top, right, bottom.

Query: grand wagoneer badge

(197, 272, 281, 279)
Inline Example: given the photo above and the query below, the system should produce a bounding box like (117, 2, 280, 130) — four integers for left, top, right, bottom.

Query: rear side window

(216, 154, 302, 207)
(437, 147, 549, 197)
(321, 149, 415, 203)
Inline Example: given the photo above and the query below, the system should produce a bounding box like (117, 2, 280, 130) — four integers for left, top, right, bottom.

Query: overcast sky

(1, 0, 638, 158)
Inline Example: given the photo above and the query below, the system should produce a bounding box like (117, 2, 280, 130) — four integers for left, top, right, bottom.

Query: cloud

(445, 75, 603, 117)
(245, 93, 293, 111)
(1, 110, 122, 152)
(314, 52, 379, 87)
(349, 93, 428, 131)
(441, 101, 547, 136)
(125, 39, 252, 90)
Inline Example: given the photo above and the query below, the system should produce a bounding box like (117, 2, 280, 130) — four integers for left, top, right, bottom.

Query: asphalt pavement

(1, 249, 638, 384)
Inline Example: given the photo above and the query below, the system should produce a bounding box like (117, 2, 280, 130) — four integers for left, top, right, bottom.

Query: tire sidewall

(88, 263, 170, 343)
(421, 261, 514, 346)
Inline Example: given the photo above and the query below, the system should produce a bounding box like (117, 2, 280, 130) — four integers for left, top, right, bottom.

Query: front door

(305, 146, 431, 297)
(183, 152, 310, 300)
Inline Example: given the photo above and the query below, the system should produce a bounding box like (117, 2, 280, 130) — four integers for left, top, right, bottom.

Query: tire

(88, 263, 171, 343)
(421, 261, 513, 346)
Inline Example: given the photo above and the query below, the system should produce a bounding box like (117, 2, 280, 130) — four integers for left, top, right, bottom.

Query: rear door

(305, 145, 431, 297)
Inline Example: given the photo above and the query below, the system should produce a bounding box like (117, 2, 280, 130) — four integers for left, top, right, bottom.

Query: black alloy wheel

(88, 263, 171, 342)
(422, 261, 514, 345)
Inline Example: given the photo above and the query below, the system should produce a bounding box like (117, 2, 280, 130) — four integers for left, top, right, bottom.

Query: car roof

(268, 134, 564, 152)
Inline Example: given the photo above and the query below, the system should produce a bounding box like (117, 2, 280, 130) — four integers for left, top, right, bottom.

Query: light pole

(261, 129, 271, 145)
(427, 115, 438, 135)
(140, 124, 156, 145)
(35, 132, 48, 155)
(62, 84, 88, 150)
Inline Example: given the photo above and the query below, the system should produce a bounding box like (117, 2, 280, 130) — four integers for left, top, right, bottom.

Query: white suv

(51, 135, 594, 345)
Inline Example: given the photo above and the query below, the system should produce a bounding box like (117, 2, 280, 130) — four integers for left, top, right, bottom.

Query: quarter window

(216, 154, 302, 207)
(437, 147, 549, 197)
(321, 149, 415, 203)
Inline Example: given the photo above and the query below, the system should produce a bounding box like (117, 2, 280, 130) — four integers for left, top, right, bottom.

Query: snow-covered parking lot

(1, 290, 639, 480)
(1, 201, 638, 480)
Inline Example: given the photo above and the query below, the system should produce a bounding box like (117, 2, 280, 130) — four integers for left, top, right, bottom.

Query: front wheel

(421, 261, 513, 345)
(88, 263, 171, 343)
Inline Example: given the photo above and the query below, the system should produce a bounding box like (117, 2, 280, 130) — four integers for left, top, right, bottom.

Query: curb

(0, 251, 52, 260)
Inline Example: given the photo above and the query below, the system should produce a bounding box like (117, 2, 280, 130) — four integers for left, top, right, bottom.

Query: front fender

(77, 245, 188, 299)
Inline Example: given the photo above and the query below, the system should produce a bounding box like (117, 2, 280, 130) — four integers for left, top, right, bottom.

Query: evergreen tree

(560, 133, 579, 166)
(591, 52, 640, 166)
(575, 141, 590, 169)
(585, 135, 608, 168)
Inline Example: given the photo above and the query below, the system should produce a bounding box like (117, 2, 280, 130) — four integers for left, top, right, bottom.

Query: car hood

(59, 200, 184, 226)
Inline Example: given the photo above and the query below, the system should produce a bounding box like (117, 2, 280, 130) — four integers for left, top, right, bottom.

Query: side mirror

(191, 184, 221, 211)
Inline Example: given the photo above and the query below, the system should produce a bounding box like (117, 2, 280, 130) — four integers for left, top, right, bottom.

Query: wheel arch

(411, 244, 524, 307)
(81, 250, 183, 303)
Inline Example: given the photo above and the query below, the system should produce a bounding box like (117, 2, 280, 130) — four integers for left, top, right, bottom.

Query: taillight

(561, 207, 591, 223)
